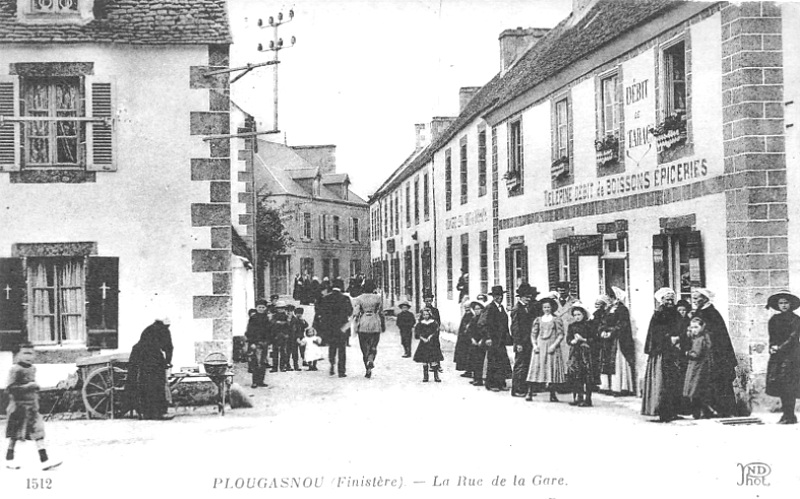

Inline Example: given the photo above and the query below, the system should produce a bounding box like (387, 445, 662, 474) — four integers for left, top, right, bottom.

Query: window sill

(10, 170, 96, 184)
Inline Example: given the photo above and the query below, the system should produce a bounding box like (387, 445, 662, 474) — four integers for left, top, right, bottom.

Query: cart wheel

(82, 366, 127, 419)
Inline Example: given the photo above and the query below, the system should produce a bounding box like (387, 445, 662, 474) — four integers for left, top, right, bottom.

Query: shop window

(505, 118, 523, 194)
(479, 230, 488, 294)
(505, 245, 528, 307)
(460, 137, 468, 205)
(445, 150, 452, 211)
(0, 256, 118, 351)
(478, 128, 487, 197)
(653, 230, 704, 303)
(446, 236, 453, 300)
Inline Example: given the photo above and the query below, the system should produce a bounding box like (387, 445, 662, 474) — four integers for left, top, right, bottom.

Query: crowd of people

(292, 273, 367, 305)
(449, 282, 800, 424)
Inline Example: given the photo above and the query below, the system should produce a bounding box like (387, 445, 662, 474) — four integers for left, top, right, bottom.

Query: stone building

(0, 0, 239, 386)
(254, 141, 370, 298)
(371, 0, 799, 402)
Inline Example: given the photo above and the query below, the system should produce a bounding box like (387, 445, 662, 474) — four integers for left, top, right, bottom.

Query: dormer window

(32, 0, 79, 14)
(18, 0, 94, 25)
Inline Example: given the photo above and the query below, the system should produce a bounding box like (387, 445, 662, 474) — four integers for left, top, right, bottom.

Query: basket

(203, 352, 229, 376)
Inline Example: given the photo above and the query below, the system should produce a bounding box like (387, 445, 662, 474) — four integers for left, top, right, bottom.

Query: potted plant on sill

(551, 155, 569, 181)
(503, 170, 521, 189)
(649, 113, 687, 153)
(595, 134, 619, 167)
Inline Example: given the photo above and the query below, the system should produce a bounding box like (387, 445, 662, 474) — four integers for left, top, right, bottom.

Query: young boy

(245, 300, 271, 388)
(270, 301, 292, 372)
(285, 304, 301, 371)
(293, 307, 310, 367)
(5, 344, 61, 471)
(396, 301, 416, 358)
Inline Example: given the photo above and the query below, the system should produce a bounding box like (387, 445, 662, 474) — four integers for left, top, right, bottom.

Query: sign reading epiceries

(543, 157, 709, 208)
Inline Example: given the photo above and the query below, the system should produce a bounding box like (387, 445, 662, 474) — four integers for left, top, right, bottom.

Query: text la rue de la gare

(544, 158, 709, 208)
(211, 474, 567, 490)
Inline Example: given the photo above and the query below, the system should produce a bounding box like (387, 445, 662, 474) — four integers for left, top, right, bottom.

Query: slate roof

(0, 0, 232, 44)
(254, 139, 367, 205)
(371, 0, 691, 200)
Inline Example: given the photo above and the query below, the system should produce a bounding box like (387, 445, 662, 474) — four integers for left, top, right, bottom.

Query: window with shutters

(321, 214, 328, 241)
(300, 257, 314, 278)
(558, 243, 571, 282)
(505, 245, 528, 307)
(414, 177, 420, 225)
(0, 255, 118, 351)
(423, 173, 430, 221)
(404, 248, 413, 296)
(351, 217, 359, 242)
(422, 243, 432, 295)
(505, 118, 523, 195)
(405, 183, 411, 227)
(0, 70, 115, 176)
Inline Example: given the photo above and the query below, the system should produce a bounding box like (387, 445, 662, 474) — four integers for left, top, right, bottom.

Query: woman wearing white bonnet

(598, 287, 636, 394)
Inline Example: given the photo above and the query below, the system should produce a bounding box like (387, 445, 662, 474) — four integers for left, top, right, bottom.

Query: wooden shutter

(0, 76, 21, 172)
(86, 76, 116, 171)
(520, 245, 529, 285)
(568, 243, 580, 298)
(652, 234, 667, 292)
(546, 243, 559, 292)
(686, 230, 705, 287)
(86, 257, 119, 349)
(0, 258, 26, 351)
(505, 247, 514, 307)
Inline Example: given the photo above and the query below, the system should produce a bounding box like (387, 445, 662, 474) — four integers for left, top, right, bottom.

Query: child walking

(413, 308, 443, 382)
(683, 317, 714, 419)
(301, 328, 325, 371)
(5, 344, 62, 471)
(396, 301, 416, 358)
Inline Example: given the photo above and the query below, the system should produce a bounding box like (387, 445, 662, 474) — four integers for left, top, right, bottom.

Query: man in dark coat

(269, 301, 292, 372)
(510, 284, 538, 397)
(691, 288, 738, 417)
(479, 286, 513, 391)
(318, 282, 353, 377)
(245, 300, 271, 387)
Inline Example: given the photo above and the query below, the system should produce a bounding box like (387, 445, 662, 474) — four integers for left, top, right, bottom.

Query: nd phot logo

(737, 462, 771, 487)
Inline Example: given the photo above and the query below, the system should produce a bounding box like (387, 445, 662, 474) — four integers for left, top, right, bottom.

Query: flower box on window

(649, 113, 687, 153)
(595, 134, 619, 167)
(551, 156, 569, 181)
(503, 170, 520, 189)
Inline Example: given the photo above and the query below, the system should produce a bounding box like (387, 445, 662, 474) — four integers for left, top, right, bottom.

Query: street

(1, 317, 798, 499)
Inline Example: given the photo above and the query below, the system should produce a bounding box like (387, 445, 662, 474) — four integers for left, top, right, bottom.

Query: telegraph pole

(258, 10, 296, 132)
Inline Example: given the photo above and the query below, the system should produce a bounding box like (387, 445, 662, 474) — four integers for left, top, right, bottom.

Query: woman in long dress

(765, 291, 800, 424)
(526, 298, 565, 402)
(599, 287, 635, 394)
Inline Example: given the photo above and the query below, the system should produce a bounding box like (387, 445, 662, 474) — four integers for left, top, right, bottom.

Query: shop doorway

(601, 234, 629, 304)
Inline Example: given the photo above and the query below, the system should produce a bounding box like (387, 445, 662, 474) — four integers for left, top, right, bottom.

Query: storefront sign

(445, 207, 488, 231)
(543, 157, 709, 208)
(623, 51, 656, 168)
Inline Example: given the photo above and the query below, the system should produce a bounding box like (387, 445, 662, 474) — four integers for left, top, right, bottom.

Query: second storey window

(423, 172, 430, 221)
(303, 212, 312, 239)
(478, 128, 487, 197)
(445, 150, 452, 211)
(405, 183, 411, 227)
(601, 74, 619, 138)
(459, 138, 468, 205)
(414, 177, 420, 225)
(351, 217, 359, 242)
(23, 77, 82, 167)
(321, 214, 328, 240)
(555, 98, 569, 160)
(664, 41, 686, 117)
(333, 215, 340, 241)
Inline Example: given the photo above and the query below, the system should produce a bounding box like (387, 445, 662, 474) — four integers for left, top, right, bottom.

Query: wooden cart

(75, 352, 234, 419)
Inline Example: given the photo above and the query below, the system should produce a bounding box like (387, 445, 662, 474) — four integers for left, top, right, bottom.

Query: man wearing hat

(691, 287, 737, 416)
(269, 300, 292, 372)
(317, 282, 353, 377)
(246, 299, 272, 387)
(478, 285, 513, 391)
(456, 269, 469, 303)
(396, 301, 416, 358)
(510, 283, 539, 397)
(467, 299, 487, 386)
(420, 289, 441, 326)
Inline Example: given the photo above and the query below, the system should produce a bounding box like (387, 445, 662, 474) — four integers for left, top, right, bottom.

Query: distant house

(253, 141, 369, 297)
(0, 0, 236, 386)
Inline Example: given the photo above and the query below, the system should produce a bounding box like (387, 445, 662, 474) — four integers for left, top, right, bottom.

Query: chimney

(572, 0, 600, 25)
(430, 117, 457, 143)
(499, 27, 549, 74)
(459, 87, 481, 114)
(414, 123, 429, 150)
